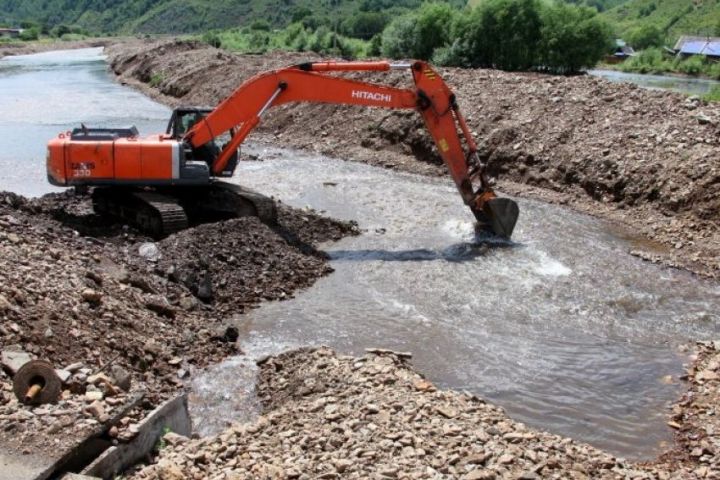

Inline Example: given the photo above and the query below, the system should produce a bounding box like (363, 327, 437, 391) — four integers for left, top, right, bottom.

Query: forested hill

(602, 0, 720, 40)
(1, 0, 717, 43)
(0, 0, 461, 34)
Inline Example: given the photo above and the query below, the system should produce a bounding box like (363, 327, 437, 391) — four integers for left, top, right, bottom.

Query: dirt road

(107, 39, 720, 279)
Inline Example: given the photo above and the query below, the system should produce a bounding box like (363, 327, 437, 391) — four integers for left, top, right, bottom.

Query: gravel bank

(129, 347, 720, 479)
(0, 189, 355, 457)
(106, 39, 720, 279)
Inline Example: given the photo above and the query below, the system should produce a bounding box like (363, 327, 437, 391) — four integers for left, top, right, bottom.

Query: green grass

(617, 47, 720, 79)
(703, 84, 720, 102)
(204, 23, 371, 58)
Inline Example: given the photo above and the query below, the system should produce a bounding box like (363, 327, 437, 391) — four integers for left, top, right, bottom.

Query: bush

(627, 24, 664, 50)
(202, 31, 222, 48)
(19, 27, 40, 41)
(618, 47, 670, 74)
(707, 62, 720, 80)
(703, 85, 720, 102)
(676, 55, 705, 76)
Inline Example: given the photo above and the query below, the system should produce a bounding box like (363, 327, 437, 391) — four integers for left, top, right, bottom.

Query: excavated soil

(0, 189, 355, 457)
(107, 39, 720, 279)
(129, 346, 720, 479)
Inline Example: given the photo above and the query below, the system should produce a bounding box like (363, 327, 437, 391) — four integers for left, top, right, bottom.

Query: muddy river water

(3, 48, 720, 461)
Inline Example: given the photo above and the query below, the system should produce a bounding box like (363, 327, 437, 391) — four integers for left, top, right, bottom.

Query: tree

(453, 0, 543, 70)
(628, 24, 664, 50)
(381, 14, 419, 58)
(539, 2, 613, 73)
(341, 11, 388, 40)
(380, 2, 456, 59)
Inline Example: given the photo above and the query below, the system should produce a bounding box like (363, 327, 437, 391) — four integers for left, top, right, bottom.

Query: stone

(155, 460, 186, 480)
(145, 296, 176, 319)
(164, 431, 190, 446)
(464, 469, 495, 480)
(335, 459, 356, 475)
(498, 454, 514, 465)
(696, 113, 712, 125)
(215, 325, 239, 343)
(81, 288, 102, 305)
(65, 362, 84, 373)
(87, 372, 114, 386)
(55, 369, 72, 383)
(436, 406, 458, 419)
(518, 472, 540, 480)
(696, 369, 719, 382)
(413, 379, 436, 392)
(1, 349, 31, 374)
(85, 400, 108, 422)
(0, 294, 14, 312)
(138, 242, 162, 262)
(110, 365, 132, 392)
(365, 348, 412, 359)
(85, 390, 104, 402)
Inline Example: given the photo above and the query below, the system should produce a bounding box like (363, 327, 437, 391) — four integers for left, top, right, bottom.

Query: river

(2, 48, 720, 461)
(589, 69, 720, 96)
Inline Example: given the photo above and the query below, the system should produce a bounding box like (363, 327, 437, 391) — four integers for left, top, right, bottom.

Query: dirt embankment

(0, 190, 356, 456)
(106, 39, 720, 279)
(128, 346, 720, 479)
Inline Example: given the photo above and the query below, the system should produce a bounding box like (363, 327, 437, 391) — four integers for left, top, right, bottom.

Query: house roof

(674, 36, 720, 56)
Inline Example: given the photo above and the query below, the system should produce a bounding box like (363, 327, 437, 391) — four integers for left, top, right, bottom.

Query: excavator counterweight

(47, 60, 519, 238)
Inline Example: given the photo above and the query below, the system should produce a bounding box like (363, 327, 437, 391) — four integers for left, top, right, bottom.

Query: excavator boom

(185, 60, 518, 237)
(47, 59, 518, 238)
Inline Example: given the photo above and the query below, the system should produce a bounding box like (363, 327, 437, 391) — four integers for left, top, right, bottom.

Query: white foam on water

(441, 218, 476, 240)
(533, 251, 572, 277)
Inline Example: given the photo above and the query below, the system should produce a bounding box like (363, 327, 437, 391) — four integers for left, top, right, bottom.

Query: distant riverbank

(0, 37, 117, 60)
(589, 68, 720, 96)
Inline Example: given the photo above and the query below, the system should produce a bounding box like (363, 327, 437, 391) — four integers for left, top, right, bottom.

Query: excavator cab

(166, 107, 239, 177)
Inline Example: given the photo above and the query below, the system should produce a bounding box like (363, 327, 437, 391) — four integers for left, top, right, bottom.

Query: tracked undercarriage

(92, 181, 277, 238)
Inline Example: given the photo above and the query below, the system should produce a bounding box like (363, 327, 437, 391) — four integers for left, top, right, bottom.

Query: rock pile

(129, 347, 718, 480)
(0, 189, 353, 456)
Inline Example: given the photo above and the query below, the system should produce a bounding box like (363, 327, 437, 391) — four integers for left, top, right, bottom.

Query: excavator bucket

(478, 197, 520, 239)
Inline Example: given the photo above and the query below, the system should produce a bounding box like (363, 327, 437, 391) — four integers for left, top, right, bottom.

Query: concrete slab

(83, 394, 190, 479)
(0, 450, 48, 480)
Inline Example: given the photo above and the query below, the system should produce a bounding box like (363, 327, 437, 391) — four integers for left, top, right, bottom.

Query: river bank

(129, 346, 720, 479)
(106, 39, 720, 280)
(0, 38, 117, 60)
(0, 190, 356, 462)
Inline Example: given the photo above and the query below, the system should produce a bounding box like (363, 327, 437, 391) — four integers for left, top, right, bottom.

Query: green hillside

(601, 0, 720, 42)
(0, 0, 460, 35)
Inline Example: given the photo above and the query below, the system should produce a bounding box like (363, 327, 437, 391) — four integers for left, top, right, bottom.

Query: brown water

(191, 146, 720, 460)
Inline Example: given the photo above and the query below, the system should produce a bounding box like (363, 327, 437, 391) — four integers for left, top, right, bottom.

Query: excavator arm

(185, 60, 519, 238)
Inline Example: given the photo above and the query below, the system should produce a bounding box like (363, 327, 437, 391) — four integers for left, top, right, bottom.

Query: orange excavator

(47, 60, 519, 238)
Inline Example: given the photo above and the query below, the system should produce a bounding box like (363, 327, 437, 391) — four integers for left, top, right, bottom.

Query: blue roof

(680, 40, 720, 56)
